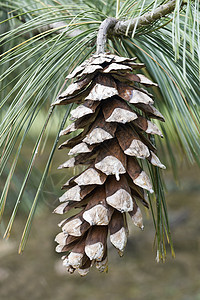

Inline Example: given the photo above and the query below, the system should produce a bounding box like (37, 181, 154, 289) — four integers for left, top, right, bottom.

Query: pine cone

(52, 53, 166, 276)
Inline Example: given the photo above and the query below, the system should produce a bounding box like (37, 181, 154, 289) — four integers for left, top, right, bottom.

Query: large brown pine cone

(52, 53, 166, 276)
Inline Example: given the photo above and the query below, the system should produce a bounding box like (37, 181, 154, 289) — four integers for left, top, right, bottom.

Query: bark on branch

(96, 18, 118, 54)
(113, 0, 181, 35)
(96, 0, 185, 53)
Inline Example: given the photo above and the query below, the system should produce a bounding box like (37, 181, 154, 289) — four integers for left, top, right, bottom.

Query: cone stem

(96, 17, 117, 54)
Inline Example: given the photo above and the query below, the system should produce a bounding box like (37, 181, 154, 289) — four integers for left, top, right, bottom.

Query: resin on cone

(52, 52, 166, 275)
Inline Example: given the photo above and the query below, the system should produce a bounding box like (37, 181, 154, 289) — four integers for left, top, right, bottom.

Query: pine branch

(96, 0, 186, 53)
(3, 0, 186, 42)
(113, 0, 186, 35)
(96, 17, 117, 54)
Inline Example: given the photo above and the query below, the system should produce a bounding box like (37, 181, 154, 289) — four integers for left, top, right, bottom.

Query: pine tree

(0, 0, 199, 268)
